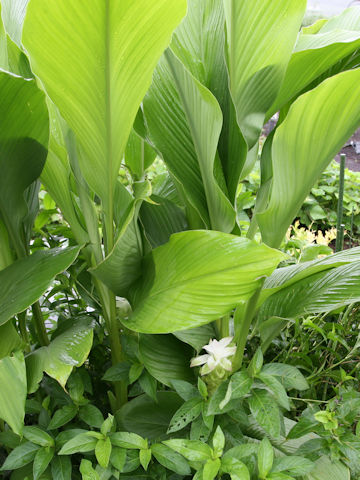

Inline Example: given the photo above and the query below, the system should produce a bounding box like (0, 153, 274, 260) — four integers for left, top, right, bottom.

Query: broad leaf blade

(0, 247, 80, 326)
(0, 352, 27, 435)
(223, 0, 306, 148)
(139, 334, 194, 386)
(257, 68, 360, 248)
(165, 49, 235, 232)
(268, 29, 360, 117)
(23, 0, 187, 210)
(116, 392, 183, 440)
(170, 0, 245, 201)
(123, 230, 285, 333)
(0, 72, 48, 249)
(26, 318, 94, 391)
(259, 261, 360, 322)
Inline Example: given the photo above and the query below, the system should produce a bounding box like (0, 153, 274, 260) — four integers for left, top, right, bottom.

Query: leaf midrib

(105, 0, 113, 223)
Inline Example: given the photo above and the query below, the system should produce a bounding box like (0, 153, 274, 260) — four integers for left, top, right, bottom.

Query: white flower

(190, 337, 236, 376)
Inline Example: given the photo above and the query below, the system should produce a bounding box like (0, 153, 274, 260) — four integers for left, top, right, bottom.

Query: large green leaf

(143, 54, 209, 228)
(173, 323, 216, 351)
(90, 181, 150, 297)
(0, 72, 48, 252)
(170, 0, 245, 202)
(41, 101, 89, 246)
(257, 68, 360, 248)
(26, 318, 94, 392)
(23, 0, 187, 212)
(123, 230, 284, 333)
(258, 261, 360, 323)
(268, 29, 360, 117)
(0, 352, 27, 435)
(139, 335, 194, 386)
(0, 246, 80, 326)
(305, 456, 350, 480)
(0, 219, 13, 270)
(116, 392, 183, 439)
(320, 6, 360, 33)
(260, 247, 360, 302)
(223, 0, 306, 149)
(165, 49, 235, 232)
(140, 194, 188, 248)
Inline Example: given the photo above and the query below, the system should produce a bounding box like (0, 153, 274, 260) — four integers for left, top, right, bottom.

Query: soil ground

(336, 130, 360, 172)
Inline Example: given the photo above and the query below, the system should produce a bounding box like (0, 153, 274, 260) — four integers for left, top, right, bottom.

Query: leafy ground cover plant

(1, 0, 360, 478)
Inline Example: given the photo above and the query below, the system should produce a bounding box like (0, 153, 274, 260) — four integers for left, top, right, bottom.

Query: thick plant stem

(9, 230, 49, 346)
(103, 206, 127, 408)
(335, 153, 346, 252)
(108, 290, 127, 409)
(247, 218, 258, 240)
(18, 312, 30, 350)
(216, 315, 230, 338)
(232, 284, 264, 371)
(31, 301, 49, 346)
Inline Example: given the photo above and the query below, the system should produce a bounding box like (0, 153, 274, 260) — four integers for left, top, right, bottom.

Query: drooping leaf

(257, 68, 360, 248)
(260, 247, 360, 302)
(26, 317, 94, 391)
(258, 261, 360, 322)
(23, 0, 187, 212)
(0, 351, 27, 435)
(268, 26, 360, 117)
(123, 230, 285, 333)
(223, 0, 306, 148)
(139, 334, 194, 386)
(0, 246, 80, 327)
(0, 72, 48, 251)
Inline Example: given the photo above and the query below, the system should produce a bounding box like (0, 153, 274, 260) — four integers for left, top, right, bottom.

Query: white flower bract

(190, 337, 236, 376)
